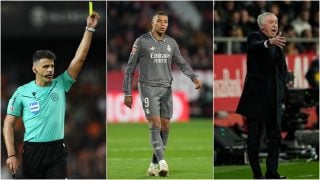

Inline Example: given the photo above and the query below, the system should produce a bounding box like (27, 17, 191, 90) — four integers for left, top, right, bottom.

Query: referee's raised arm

(67, 11, 100, 80)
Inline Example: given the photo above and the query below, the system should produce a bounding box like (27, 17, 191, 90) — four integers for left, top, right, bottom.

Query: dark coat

(236, 31, 288, 122)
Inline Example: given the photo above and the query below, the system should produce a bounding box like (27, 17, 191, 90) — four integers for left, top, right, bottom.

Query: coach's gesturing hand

(269, 32, 286, 49)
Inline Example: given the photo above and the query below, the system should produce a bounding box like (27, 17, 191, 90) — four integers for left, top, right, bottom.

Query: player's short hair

(154, 11, 167, 17)
(152, 11, 168, 22)
(257, 12, 276, 28)
(33, 50, 56, 63)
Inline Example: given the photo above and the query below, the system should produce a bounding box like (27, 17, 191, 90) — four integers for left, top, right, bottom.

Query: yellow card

(89, 1, 93, 16)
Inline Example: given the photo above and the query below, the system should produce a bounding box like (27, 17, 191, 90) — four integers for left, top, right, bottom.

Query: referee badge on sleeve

(29, 101, 40, 114)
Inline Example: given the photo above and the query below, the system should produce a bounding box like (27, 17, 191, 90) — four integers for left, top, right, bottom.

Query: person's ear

(32, 67, 37, 74)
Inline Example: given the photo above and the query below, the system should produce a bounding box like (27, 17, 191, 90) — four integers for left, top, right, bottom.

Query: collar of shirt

(149, 31, 166, 42)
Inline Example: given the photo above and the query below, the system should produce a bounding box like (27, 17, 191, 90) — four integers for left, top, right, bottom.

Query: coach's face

(261, 14, 278, 38)
(33, 58, 55, 85)
(152, 15, 168, 34)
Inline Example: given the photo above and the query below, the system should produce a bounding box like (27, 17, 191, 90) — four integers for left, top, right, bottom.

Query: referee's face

(33, 58, 55, 85)
(152, 15, 168, 35)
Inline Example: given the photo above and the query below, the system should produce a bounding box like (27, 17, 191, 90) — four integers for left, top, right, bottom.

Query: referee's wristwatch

(86, 26, 95, 32)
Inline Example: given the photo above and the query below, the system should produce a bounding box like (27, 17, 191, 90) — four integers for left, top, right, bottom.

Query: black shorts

(22, 139, 68, 178)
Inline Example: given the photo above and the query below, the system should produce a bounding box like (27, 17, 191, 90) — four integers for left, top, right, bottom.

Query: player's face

(152, 15, 168, 34)
(261, 14, 278, 38)
(33, 58, 55, 84)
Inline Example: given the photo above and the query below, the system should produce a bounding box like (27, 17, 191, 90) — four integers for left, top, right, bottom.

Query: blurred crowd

(214, 1, 319, 54)
(107, 1, 213, 70)
(1, 40, 106, 178)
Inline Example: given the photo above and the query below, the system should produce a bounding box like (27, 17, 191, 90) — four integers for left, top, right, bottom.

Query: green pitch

(107, 119, 213, 179)
(214, 160, 319, 179)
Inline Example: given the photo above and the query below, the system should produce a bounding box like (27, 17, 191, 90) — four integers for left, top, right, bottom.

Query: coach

(236, 12, 288, 179)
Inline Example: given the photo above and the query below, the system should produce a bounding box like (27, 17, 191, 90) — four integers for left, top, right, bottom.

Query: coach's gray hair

(257, 12, 275, 28)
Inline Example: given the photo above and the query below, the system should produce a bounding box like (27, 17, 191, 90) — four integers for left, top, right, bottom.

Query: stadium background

(107, 1, 213, 179)
(1, 2, 106, 178)
(214, 1, 319, 179)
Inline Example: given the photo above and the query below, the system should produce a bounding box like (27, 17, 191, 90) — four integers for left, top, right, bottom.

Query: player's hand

(193, 78, 201, 89)
(124, 96, 133, 109)
(87, 11, 100, 28)
(6, 156, 18, 176)
(269, 32, 286, 49)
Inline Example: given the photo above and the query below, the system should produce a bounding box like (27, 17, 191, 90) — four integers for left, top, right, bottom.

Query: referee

(123, 11, 201, 177)
(3, 12, 99, 178)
